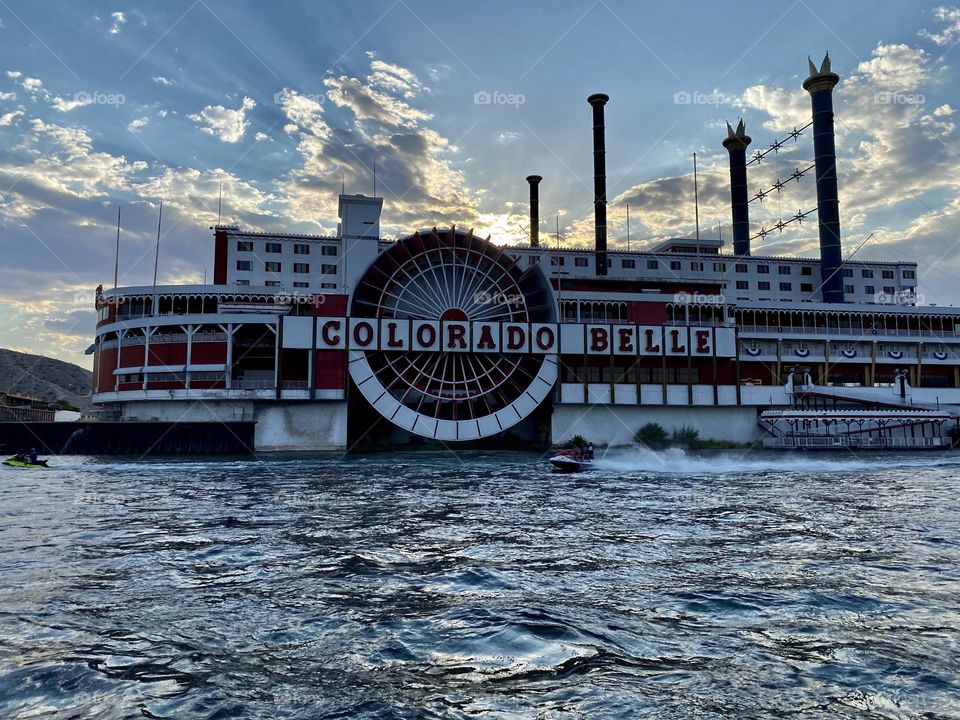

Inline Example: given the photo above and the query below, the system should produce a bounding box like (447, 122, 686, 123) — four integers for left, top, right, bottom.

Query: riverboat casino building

(90, 56, 959, 450)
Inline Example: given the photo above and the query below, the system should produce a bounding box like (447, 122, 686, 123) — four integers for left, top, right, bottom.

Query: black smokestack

(722, 119, 752, 255)
(803, 53, 844, 303)
(588, 93, 609, 276)
(526, 175, 542, 247)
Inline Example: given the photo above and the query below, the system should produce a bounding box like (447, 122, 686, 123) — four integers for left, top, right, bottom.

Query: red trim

(213, 229, 228, 284)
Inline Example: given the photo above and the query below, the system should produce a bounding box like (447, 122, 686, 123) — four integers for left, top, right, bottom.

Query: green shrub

(672, 425, 700, 447)
(635, 422, 669, 449)
(569, 434, 587, 448)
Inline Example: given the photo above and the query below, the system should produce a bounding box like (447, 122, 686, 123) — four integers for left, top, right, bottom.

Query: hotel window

(236, 260, 252, 271)
(321, 245, 338, 256)
(321, 264, 337, 274)
(757, 264, 769, 274)
(780, 282, 792, 291)
(321, 282, 336, 289)
(844, 284, 855, 294)
(736, 280, 748, 290)
(735, 263, 748, 273)
(645, 259, 657, 270)
(293, 282, 309, 288)
(882, 269, 895, 279)
(294, 263, 309, 273)
(801, 283, 813, 292)
(294, 244, 310, 255)
(237, 241, 253, 252)
(575, 257, 589, 267)
(528, 256, 538, 265)
(265, 280, 281, 287)
(758, 281, 770, 290)
(551, 256, 565, 266)
(236, 279, 250, 286)
(691, 261, 703, 271)
(883, 286, 895, 294)
(842, 268, 854, 277)
(622, 259, 636, 269)
(865, 285, 875, 295)
(713, 262, 726, 272)
(778, 266, 791, 275)
(265, 242, 282, 254)
(265, 261, 281, 272)
(903, 269, 916, 279)
(801, 266, 812, 276)
(670, 260, 681, 271)
(862, 269, 874, 278)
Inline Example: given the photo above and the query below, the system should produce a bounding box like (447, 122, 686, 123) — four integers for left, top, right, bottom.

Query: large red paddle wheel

(348, 227, 557, 440)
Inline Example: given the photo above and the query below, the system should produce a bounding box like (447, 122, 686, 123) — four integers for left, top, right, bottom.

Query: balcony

(738, 324, 958, 339)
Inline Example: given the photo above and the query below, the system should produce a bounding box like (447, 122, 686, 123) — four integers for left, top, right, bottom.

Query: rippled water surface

(2, 449, 960, 718)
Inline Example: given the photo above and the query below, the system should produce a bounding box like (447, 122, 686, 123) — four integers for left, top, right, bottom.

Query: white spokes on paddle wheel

(348, 227, 557, 440)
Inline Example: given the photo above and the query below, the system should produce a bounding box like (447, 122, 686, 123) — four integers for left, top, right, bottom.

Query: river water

(1, 449, 959, 718)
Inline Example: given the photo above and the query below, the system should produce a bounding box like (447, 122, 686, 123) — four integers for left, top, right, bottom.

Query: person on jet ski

(585, 442, 594, 460)
(29, 448, 38, 464)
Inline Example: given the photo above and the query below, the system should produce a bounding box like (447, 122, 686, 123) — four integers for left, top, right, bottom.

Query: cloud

(152, 76, 174, 86)
(496, 131, 521, 145)
(108, 11, 126, 34)
(21, 77, 42, 93)
(6, 70, 21, 78)
(51, 94, 89, 112)
(0, 91, 14, 101)
(127, 116, 149, 133)
(919, 6, 960, 45)
(0, 109, 23, 125)
(189, 96, 255, 143)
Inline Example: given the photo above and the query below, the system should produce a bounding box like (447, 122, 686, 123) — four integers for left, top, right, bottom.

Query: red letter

(590, 327, 608, 352)
(446, 323, 467, 349)
(321, 319, 341, 346)
(670, 329, 686, 354)
(535, 326, 555, 351)
(644, 329, 661, 353)
(386, 321, 403, 348)
(617, 327, 634, 353)
(695, 330, 710, 354)
(506, 325, 526, 350)
(353, 321, 374, 347)
(416, 323, 436, 348)
(477, 324, 496, 350)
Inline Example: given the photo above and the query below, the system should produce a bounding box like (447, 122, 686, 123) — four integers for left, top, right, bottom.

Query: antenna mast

(626, 203, 630, 252)
(217, 182, 222, 225)
(693, 152, 701, 248)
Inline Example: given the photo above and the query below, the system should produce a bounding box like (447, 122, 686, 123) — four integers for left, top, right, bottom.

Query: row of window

(236, 261, 336, 274)
(236, 240, 338, 256)
(527, 254, 913, 280)
(234, 280, 337, 289)
(735, 281, 816, 292)
(561, 366, 701, 384)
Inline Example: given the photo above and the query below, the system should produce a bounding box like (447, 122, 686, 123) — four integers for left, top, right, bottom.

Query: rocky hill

(0, 348, 94, 411)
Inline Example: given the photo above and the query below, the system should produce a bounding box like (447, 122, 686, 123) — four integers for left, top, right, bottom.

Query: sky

(1, 0, 960, 368)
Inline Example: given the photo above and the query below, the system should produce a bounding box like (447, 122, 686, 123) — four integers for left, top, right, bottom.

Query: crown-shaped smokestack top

(722, 118, 752, 151)
(803, 52, 840, 92)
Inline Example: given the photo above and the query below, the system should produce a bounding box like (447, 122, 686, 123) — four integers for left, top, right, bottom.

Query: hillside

(0, 348, 94, 411)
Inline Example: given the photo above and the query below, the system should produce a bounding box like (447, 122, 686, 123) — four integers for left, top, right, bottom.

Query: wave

(594, 445, 960, 474)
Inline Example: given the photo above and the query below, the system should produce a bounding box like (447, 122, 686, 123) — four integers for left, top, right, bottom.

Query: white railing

(739, 325, 958, 338)
(232, 379, 276, 389)
(763, 435, 947, 449)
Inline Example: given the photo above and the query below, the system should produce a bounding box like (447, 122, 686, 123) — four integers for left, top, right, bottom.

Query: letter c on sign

(321, 319, 341, 346)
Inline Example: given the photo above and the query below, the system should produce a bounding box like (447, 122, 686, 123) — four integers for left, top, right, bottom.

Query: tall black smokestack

(588, 93, 609, 276)
(803, 53, 844, 303)
(722, 119, 752, 256)
(526, 175, 542, 247)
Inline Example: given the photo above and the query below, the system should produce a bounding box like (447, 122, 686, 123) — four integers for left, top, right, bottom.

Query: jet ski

(548, 451, 594, 472)
(3, 455, 49, 469)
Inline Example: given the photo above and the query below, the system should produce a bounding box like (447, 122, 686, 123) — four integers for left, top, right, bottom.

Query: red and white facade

(87, 196, 960, 450)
